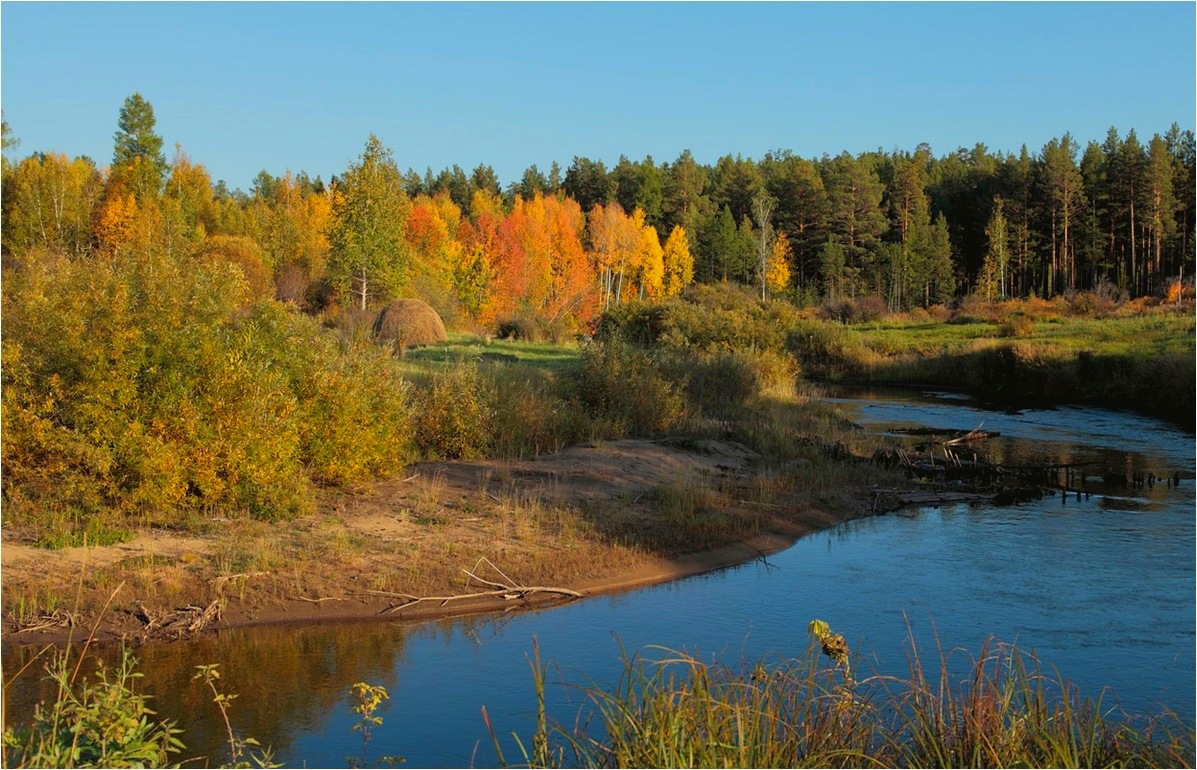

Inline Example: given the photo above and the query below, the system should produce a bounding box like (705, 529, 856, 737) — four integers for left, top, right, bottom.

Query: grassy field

(402, 334, 583, 375)
(853, 312, 1195, 360)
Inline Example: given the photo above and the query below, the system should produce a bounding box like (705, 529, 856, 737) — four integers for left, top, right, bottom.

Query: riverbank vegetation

(499, 625, 1195, 769)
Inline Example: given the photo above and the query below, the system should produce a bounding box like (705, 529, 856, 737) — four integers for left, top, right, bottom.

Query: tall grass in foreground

(502, 627, 1194, 769)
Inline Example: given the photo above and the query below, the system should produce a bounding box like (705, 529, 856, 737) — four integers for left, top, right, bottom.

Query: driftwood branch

(15, 610, 78, 634)
(209, 571, 270, 585)
(367, 557, 583, 615)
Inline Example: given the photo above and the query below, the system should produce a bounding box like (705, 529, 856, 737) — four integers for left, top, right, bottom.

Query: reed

(504, 626, 1194, 769)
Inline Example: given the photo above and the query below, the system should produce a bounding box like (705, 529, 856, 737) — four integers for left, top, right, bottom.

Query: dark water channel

(4, 390, 1194, 767)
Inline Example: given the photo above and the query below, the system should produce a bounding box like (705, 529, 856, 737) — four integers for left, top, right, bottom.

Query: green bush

(2, 648, 184, 768)
(785, 320, 872, 378)
(484, 365, 586, 459)
(665, 348, 798, 418)
(414, 364, 492, 460)
(596, 284, 801, 353)
(572, 338, 683, 437)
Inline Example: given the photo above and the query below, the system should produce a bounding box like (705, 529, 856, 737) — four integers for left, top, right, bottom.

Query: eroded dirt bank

(2, 438, 880, 646)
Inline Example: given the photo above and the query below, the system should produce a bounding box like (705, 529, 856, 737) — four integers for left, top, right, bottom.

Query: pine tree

(112, 93, 168, 201)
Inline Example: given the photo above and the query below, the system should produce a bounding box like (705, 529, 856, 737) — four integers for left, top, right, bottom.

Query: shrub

(596, 285, 801, 353)
(998, 314, 1035, 338)
(496, 315, 573, 344)
(572, 338, 683, 436)
(1, 253, 417, 540)
(666, 348, 798, 418)
(820, 294, 888, 324)
(785, 320, 872, 377)
(484, 365, 586, 459)
(414, 364, 491, 460)
(496, 316, 542, 341)
(200, 235, 273, 301)
(273, 262, 310, 306)
(852, 294, 888, 322)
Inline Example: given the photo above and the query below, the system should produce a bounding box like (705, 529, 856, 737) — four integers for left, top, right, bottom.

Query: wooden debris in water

(15, 609, 78, 634)
(370, 556, 583, 615)
(137, 598, 223, 639)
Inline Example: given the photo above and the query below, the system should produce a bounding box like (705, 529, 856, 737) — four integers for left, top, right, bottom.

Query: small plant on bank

(347, 682, 403, 768)
(2, 647, 184, 769)
(809, 618, 852, 680)
(193, 664, 278, 768)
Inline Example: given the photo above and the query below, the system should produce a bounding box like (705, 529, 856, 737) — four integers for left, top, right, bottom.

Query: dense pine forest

(3, 95, 1193, 330)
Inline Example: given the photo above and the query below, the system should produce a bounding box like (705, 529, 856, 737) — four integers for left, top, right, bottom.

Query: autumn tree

(765, 232, 793, 297)
(541, 194, 596, 321)
(661, 225, 694, 297)
(159, 146, 221, 259)
(404, 192, 464, 316)
(588, 202, 640, 308)
(634, 218, 665, 299)
(328, 135, 411, 309)
(3, 152, 102, 260)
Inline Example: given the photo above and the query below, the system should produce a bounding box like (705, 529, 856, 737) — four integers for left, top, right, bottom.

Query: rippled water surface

(5, 390, 1193, 767)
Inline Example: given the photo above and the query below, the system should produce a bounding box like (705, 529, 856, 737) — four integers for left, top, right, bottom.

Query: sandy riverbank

(2, 438, 882, 647)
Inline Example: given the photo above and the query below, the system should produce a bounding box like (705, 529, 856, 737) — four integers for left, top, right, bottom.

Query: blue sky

(3, 2, 1194, 191)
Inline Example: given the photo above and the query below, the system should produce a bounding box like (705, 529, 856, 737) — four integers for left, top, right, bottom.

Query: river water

(4, 390, 1194, 767)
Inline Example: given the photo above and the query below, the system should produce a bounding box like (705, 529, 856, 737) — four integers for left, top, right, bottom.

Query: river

(4, 389, 1194, 767)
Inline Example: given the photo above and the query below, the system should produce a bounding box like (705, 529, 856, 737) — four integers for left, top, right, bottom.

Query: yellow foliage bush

(2, 249, 415, 540)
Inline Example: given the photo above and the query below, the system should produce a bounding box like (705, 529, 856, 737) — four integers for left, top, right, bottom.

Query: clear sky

(3, 2, 1194, 192)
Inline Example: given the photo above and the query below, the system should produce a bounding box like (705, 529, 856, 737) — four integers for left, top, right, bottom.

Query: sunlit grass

(401, 334, 582, 375)
(854, 312, 1195, 359)
(501, 628, 1196, 769)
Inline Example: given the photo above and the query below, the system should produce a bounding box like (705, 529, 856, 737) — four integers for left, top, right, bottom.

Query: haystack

(373, 299, 448, 351)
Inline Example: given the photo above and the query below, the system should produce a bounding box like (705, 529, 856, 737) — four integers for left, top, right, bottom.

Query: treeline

(3, 95, 1193, 333)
